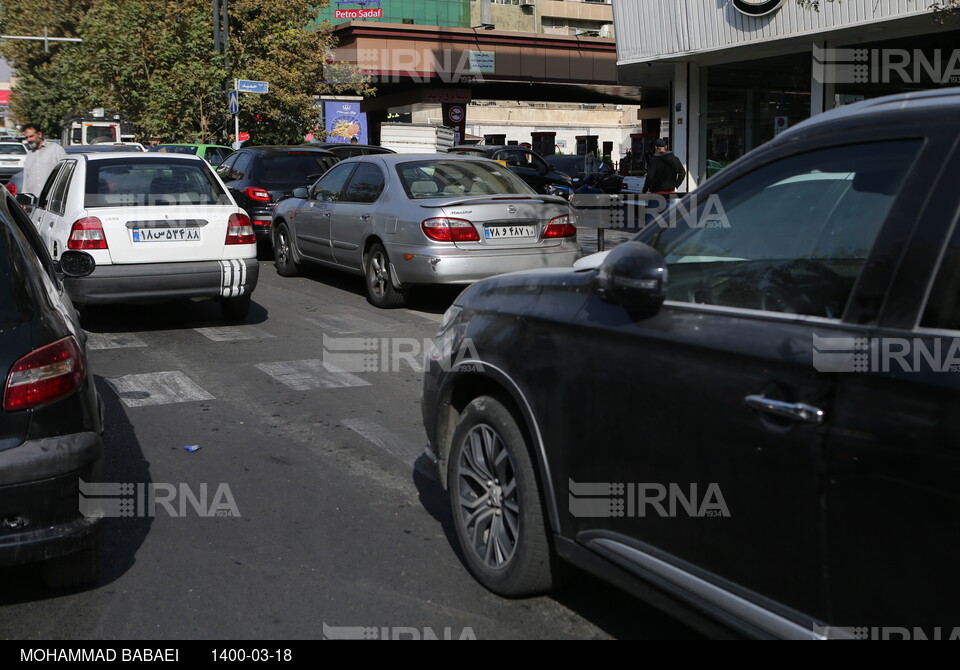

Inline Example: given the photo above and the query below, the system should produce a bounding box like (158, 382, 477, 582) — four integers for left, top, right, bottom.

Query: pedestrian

(642, 139, 686, 194)
(22, 124, 67, 197)
(146, 136, 162, 148)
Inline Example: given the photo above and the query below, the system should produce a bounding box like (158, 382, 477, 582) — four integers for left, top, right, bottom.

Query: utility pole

(214, 0, 231, 144)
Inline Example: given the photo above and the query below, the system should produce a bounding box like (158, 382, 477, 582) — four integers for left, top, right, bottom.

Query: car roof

(784, 86, 960, 138)
(338, 153, 501, 166)
(240, 146, 338, 155)
(80, 152, 207, 162)
(450, 145, 532, 152)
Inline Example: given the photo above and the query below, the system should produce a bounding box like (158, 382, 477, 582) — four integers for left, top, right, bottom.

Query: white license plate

(132, 228, 201, 242)
(484, 225, 536, 239)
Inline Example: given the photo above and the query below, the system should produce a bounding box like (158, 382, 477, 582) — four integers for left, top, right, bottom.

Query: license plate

(132, 228, 201, 242)
(484, 225, 536, 239)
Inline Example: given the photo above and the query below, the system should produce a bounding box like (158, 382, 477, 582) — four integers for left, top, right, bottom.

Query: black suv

(217, 146, 339, 248)
(0, 187, 103, 587)
(447, 145, 574, 198)
(303, 142, 396, 160)
(423, 88, 960, 638)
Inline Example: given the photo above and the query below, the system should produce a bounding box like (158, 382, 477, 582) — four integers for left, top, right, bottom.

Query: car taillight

(5, 181, 16, 196)
(244, 187, 271, 202)
(421, 217, 480, 242)
(3, 337, 84, 411)
(225, 213, 256, 245)
(68, 217, 108, 250)
(543, 215, 577, 239)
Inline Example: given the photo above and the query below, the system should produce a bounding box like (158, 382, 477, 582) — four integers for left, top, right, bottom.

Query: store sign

(731, 0, 786, 16)
(334, 0, 383, 19)
(325, 101, 367, 143)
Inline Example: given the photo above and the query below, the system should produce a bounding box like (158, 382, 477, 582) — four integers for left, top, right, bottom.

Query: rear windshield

(84, 158, 230, 207)
(256, 154, 338, 186)
(0, 144, 26, 155)
(154, 145, 200, 155)
(396, 159, 534, 199)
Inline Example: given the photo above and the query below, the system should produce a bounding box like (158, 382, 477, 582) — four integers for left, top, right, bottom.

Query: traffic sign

(448, 105, 464, 123)
(228, 90, 239, 115)
(238, 132, 250, 142)
(237, 80, 269, 94)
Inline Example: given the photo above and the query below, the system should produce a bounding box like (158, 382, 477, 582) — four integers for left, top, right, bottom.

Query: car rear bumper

(64, 258, 259, 305)
(0, 431, 103, 567)
(390, 242, 582, 285)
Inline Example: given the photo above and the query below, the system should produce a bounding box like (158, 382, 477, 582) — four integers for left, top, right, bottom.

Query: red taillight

(421, 217, 480, 242)
(225, 213, 256, 245)
(68, 217, 108, 250)
(3, 337, 84, 411)
(5, 181, 16, 196)
(244, 187, 271, 202)
(543, 215, 577, 239)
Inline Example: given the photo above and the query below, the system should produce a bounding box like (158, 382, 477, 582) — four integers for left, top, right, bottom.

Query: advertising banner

(325, 101, 368, 144)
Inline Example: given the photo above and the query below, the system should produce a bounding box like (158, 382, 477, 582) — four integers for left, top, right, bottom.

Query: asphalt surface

(0, 229, 699, 640)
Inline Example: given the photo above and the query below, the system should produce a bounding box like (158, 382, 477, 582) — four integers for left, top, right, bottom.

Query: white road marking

(195, 325, 276, 342)
(341, 417, 429, 474)
(406, 310, 443, 324)
(306, 312, 403, 334)
(84, 332, 148, 350)
(105, 371, 215, 408)
(255, 359, 371, 391)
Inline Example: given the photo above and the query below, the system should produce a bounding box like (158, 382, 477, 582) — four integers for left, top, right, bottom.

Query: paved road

(0, 253, 699, 640)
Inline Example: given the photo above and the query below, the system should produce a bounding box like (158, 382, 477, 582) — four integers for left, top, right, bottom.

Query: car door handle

(744, 395, 825, 424)
(360, 214, 371, 221)
(322, 210, 331, 217)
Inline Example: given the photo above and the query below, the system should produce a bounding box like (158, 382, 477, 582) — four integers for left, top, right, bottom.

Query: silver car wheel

(455, 423, 520, 569)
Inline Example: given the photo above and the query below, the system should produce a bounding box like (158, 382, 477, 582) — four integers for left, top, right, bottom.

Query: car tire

(221, 293, 251, 322)
(274, 223, 301, 277)
(364, 242, 408, 308)
(448, 395, 559, 597)
(42, 538, 99, 589)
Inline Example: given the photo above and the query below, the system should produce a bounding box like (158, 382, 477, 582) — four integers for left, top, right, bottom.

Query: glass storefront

(701, 52, 811, 179)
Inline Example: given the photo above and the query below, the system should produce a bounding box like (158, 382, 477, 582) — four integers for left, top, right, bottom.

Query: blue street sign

(228, 90, 239, 115)
(237, 80, 269, 94)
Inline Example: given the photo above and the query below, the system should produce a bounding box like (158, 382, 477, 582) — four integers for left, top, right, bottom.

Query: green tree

(0, 0, 371, 143)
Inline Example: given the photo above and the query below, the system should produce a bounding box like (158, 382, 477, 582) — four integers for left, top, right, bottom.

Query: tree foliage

(0, 0, 372, 143)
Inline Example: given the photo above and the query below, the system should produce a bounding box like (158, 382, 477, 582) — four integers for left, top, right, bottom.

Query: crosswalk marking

(85, 332, 148, 350)
(105, 371, 214, 408)
(254, 359, 371, 391)
(306, 312, 403, 334)
(341, 418, 429, 474)
(195, 325, 276, 342)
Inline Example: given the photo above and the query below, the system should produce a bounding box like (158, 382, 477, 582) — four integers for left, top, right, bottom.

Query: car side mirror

(57, 250, 96, 278)
(293, 187, 310, 199)
(596, 241, 667, 312)
(15, 192, 37, 213)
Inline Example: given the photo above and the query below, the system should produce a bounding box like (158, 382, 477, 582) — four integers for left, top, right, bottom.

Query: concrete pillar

(672, 62, 699, 193)
(811, 42, 836, 116)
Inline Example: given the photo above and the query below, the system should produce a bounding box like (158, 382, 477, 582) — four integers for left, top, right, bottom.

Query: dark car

(447, 145, 574, 198)
(303, 142, 396, 160)
(217, 146, 339, 248)
(149, 143, 233, 166)
(545, 154, 623, 194)
(0, 187, 103, 587)
(422, 88, 960, 638)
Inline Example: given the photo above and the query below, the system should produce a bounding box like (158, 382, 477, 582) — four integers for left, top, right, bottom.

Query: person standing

(22, 124, 67, 196)
(642, 139, 686, 194)
(643, 138, 687, 193)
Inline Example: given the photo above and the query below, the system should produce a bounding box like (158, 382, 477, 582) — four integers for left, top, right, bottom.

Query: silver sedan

(270, 153, 581, 307)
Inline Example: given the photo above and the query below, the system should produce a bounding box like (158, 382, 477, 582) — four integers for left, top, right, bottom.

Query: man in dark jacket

(642, 139, 686, 193)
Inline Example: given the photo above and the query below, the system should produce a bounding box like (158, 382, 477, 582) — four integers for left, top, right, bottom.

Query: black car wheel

(364, 242, 407, 308)
(274, 223, 301, 277)
(449, 395, 558, 596)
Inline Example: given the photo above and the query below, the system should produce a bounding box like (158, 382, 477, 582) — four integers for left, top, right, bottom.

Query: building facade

(614, 0, 960, 189)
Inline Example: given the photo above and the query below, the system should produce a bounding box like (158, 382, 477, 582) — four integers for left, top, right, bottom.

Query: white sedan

(25, 153, 258, 320)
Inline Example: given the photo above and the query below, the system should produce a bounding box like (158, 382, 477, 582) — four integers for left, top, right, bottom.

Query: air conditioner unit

(519, 0, 535, 7)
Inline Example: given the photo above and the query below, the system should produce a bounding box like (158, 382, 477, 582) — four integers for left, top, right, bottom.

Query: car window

(342, 163, 384, 204)
(230, 152, 253, 180)
(37, 162, 67, 208)
(397, 159, 534, 199)
(0, 213, 34, 329)
(0, 144, 26, 155)
(84, 158, 229, 207)
(155, 145, 198, 155)
(648, 140, 922, 318)
(257, 154, 338, 186)
(311, 162, 355, 202)
(921, 224, 960, 331)
(217, 152, 238, 178)
(47, 160, 77, 216)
